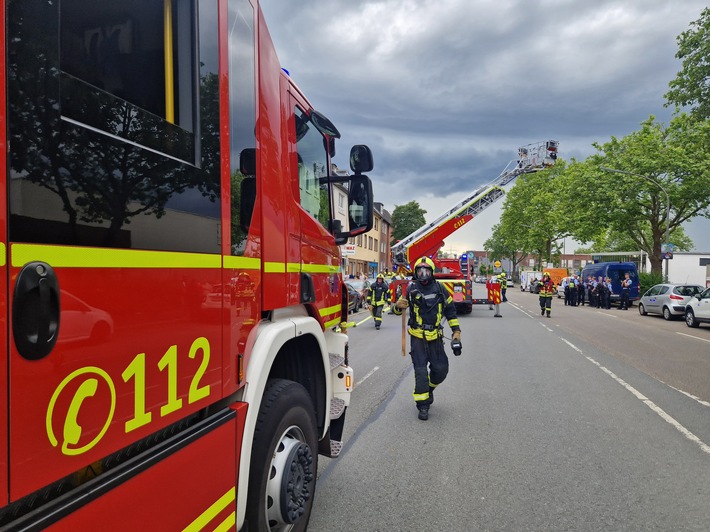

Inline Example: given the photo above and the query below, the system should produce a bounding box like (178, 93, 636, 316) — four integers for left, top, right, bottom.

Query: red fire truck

(1, 1, 373, 530)
(391, 141, 558, 313)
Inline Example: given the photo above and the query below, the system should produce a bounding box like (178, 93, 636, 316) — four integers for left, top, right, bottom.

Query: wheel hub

(265, 430, 314, 529)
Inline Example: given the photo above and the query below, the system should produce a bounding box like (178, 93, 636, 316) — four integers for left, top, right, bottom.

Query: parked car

(638, 283, 704, 320)
(685, 286, 710, 328)
(345, 282, 363, 313)
(347, 278, 371, 306)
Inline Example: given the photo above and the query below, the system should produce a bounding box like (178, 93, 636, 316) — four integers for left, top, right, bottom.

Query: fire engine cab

(1, 0, 373, 530)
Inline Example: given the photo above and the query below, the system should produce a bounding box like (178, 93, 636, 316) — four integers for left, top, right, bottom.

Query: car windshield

(348, 280, 368, 290)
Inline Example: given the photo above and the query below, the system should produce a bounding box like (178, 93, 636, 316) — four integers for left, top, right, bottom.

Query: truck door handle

(13, 262, 61, 360)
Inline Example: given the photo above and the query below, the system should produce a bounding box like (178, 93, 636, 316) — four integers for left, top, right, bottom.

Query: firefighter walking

(394, 257, 461, 421)
(369, 273, 390, 330)
(538, 271, 555, 318)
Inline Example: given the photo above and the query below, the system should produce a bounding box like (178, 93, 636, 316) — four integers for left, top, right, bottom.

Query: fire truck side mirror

(344, 174, 373, 237)
(349, 145, 374, 174)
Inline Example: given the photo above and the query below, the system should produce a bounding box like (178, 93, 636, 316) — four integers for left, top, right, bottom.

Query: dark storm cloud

(259, 0, 709, 249)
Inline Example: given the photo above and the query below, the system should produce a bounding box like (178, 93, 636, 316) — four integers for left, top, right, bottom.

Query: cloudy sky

(260, 0, 709, 253)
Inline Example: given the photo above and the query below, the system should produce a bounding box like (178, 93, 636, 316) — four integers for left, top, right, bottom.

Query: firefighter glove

(395, 298, 409, 309)
(451, 330, 462, 356)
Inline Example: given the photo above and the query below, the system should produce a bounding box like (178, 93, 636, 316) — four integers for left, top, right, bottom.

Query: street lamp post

(600, 167, 670, 281)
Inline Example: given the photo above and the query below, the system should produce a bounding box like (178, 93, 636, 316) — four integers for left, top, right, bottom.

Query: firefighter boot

(418, 405, 429, 421)
(541, 308, 545, 316)
(546, 311, 551, 318)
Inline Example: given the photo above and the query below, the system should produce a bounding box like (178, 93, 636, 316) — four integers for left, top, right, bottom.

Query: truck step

(329, 440, 343, 457)
(329, 352, 345, 370)
(330, 397, 346, 420)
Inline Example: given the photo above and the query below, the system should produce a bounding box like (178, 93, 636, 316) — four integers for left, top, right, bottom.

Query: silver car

(638, 283, 704, 320)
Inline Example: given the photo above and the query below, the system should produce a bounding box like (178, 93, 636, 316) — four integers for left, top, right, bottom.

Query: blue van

(580, 262, 640, 306)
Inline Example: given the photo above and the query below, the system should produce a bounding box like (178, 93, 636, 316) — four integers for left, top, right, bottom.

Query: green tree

(391, 200, 427, 244)
(496, 161, 569, 268)
(665, 8, 710, 120)
(484, 224, 525, 276)
(569, 115, 710, 275)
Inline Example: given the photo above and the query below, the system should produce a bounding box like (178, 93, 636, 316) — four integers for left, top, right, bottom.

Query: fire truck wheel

(246, 378, 318, 531)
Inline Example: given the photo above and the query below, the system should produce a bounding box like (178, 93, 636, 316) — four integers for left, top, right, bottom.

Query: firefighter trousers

(371, 303, 384, 327)
(410, 336, 448, 405)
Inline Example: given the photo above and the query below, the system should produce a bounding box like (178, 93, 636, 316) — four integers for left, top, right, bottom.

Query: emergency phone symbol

(46, 367, 116, 456)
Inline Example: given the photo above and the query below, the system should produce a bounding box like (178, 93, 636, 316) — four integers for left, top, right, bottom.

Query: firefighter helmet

(413, 256, 435, 284)
(543, 271, 550, 278)
(499, 272, 506, 277)
(376, 273, 385, 282)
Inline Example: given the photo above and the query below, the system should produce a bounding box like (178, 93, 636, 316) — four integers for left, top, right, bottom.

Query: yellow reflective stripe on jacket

(407, 326, 441, 341)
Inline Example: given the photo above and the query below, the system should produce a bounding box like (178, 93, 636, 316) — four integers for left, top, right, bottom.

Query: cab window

(294, 107, 330, 227)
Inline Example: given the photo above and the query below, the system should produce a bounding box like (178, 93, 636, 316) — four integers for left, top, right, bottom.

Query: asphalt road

(308, 288, 710, 531)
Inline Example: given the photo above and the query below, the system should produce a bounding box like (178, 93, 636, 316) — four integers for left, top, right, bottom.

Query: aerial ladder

(391, 140, 558, 313)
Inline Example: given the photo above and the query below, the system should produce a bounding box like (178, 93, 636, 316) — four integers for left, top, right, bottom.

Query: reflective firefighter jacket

(369, 281, 390, 307)
(538, 279, 555, 297)
(394, 280, 460, 341)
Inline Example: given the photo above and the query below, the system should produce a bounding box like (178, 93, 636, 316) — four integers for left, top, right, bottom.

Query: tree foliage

(493, 161, 570, 268)
(665, 8, 710, 120)
(391, 201, 427, 244)
(557, 115, 710, 274)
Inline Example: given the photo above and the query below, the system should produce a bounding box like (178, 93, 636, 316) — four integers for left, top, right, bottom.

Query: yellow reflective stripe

(0, 243, 5, 266)
(213, 512, 236, 532)
(11, 244, 221, 269)
(11, 245, 336, 276)
(302, 263, 339, 274)
(223, 256, 260, 270)
(413, 392, 429, 401)
(321, 303, 342, 328)
(182, 487, 235, 532)
(263, 262, 338, 274)
(264, 262, 286, 273)
(320, 304, 341, 317)
(324, 317, 342, 328)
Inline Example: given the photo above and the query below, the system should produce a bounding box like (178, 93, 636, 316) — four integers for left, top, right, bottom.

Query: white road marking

(676, 331, 710, 344)
(660, 381, 710, 408)
(596, 311, 618, 319)
(559, 338, 710, 455)
(356, 366, 380, 387)
(356, 314, 373, 326)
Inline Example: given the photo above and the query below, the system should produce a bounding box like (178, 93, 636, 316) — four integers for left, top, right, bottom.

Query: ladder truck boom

(392, 140, 558, 270)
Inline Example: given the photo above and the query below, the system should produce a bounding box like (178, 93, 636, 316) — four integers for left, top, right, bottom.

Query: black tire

(686, 309, 700, 328)
(662, 306, 673, 321)
(246, 379, 318, 532)
(638, 303, 647, 316)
